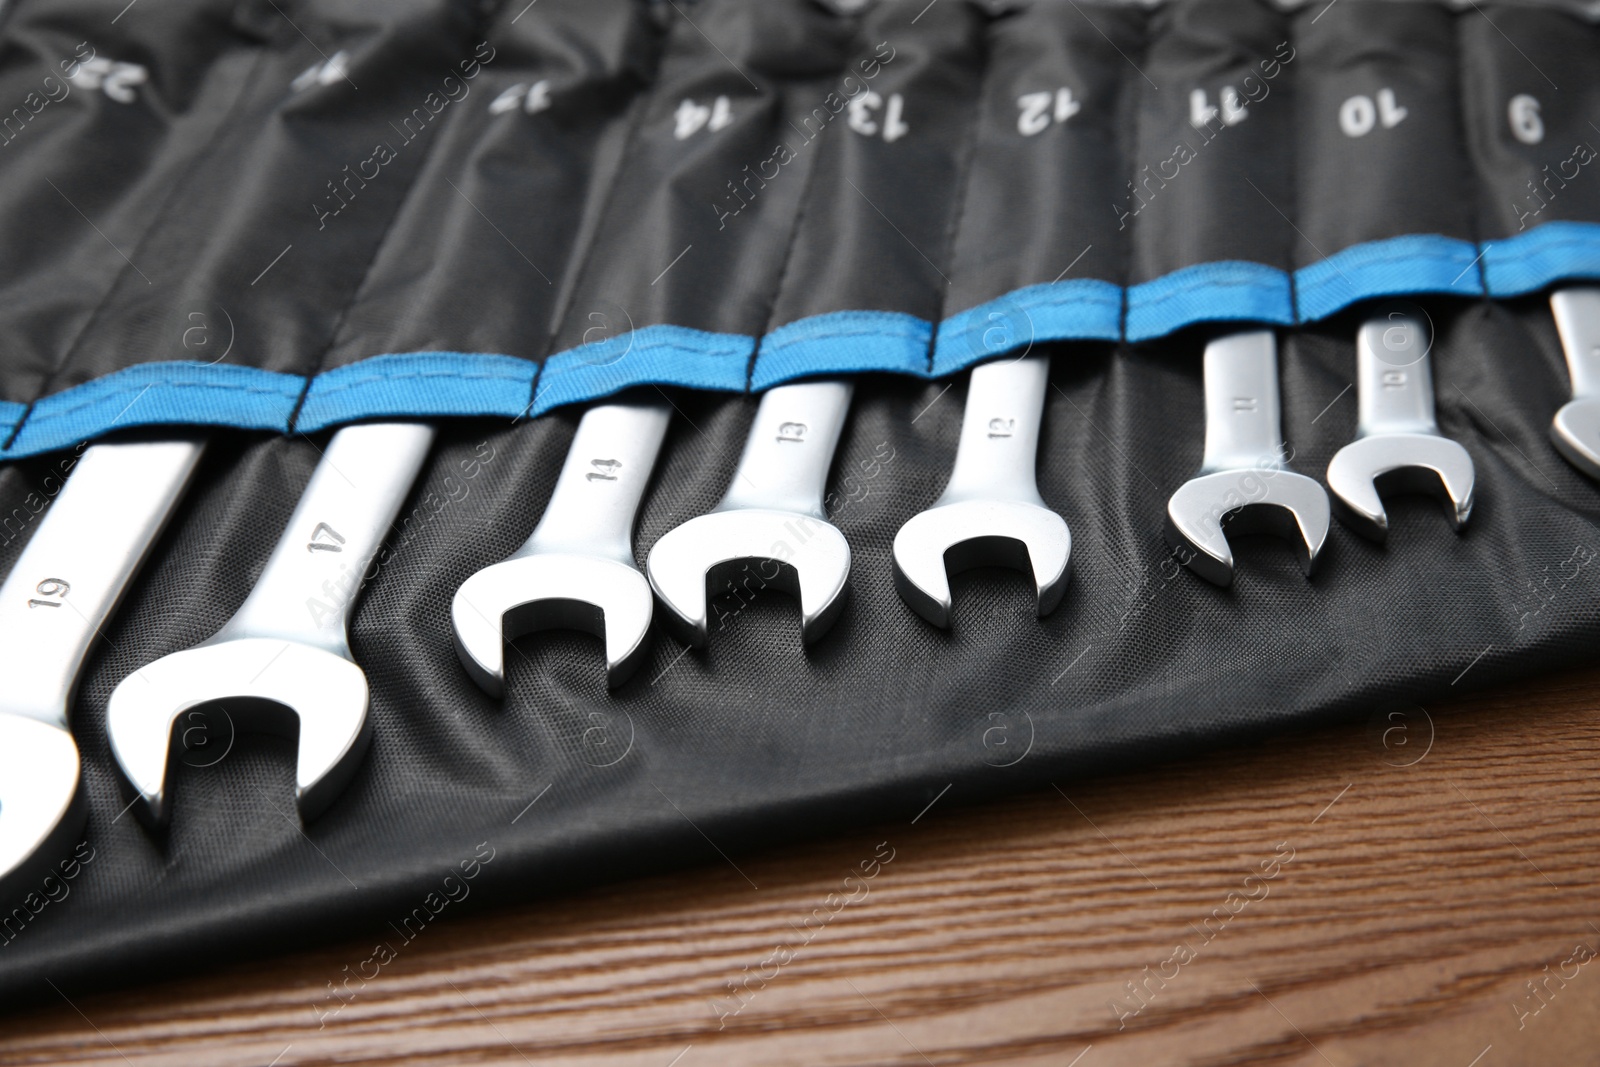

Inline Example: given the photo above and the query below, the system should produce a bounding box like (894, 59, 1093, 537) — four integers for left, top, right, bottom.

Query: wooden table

(4, 666, 1598, 1066)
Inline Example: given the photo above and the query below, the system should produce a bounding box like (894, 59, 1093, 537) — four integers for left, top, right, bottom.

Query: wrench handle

(941, 356, 1050, 505)
(218, 422, 434, 657)
(0, 438, 204, 728)
(1550, 287, 1600, 400)
(1356, 312, 1439, 436)
(522, 399, 671, 564)
(718, 380, 854, 518)
(1200, 330, 1286, 474)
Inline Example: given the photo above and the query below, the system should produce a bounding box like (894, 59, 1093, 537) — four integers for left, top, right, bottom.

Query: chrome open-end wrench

(1325, 310, 1475, 540)
(1166, 330, 1330, 586)
(647, 380, 853, 647)
(0, 438, 204, 892)
(892, 355, 1070, 627)
(453, 398, 671, 695)
(107, 422, 435, 829)
(1549, 287, 1600, 481)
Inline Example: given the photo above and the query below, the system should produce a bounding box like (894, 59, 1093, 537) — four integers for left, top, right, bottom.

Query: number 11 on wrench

(1165, 331, 1330, 586)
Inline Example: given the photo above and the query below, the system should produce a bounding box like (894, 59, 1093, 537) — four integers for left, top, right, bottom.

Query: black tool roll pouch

(0, 0, 1597, 1002)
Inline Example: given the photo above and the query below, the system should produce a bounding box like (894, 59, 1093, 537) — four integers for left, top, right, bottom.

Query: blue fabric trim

(533, 324, 753, 416)
(6, 362, 300, 457)
(933, 280, 1122, 378)
(295, 352, 537, 433)
(1126, 261, 1294, 343)
(0, 400, 25, 446)
(1481, 220, 1600, 296)
(1294, 234, 1483, 322)
(753, 310, 930, 390)
(6, 222, 1600, 459)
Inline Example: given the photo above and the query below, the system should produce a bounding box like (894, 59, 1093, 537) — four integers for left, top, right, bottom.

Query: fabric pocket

(1122, 0, 1297, 340)
(309, 0, 661, 430)
(934, 0, 1143, 373)
(756, 0, 991, 387)
(8, 0, 488, 456)
(1291, 0, 1481, 320)
(1463, 2, 1600, 295)
(0, 0, 271, 438)
(537, 0, 857, 408)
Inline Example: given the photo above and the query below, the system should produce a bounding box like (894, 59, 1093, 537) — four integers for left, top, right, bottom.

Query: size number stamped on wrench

(586, 459, 622, 482)
(26, 577, 70, 609)
(307, 523, 345, 553)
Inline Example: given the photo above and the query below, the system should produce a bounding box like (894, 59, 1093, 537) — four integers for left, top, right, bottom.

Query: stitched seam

(923, 9, 991, 374)
(1131, 271, 1290, 311)
(307, 368, 536, 399)
(1478, 225, 1600, 271)
(1296, 254, 1482, 294)
(27, 379, 301, 423)
(1120, 3, 1154, 345)
(1453, 8, 1490, 299)
(521, 353, 544, 421)
(1496, 232, 1600, 258)
(947, 283, 1123, 318)
(553, 335, 754, 362)
(1284, 8, 1300, 325)
(1306, 240, 1480, 272)
(764, 321, 931, 350)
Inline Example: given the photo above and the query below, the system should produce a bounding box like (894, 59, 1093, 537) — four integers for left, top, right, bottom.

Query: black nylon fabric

(945, 1, 1142, 311)
(0, 0, 271, 405)
(1128, 0, 1296, 281)
(764, 0, 989, 333)
(0, 0, 490, 398)
(1294, 1, 1474, 256)
(1, 299, 1597, 1003)
(1462, 3, 1600, 235)
(1, 0, 1598, 414)
(543, 0, 858, 351)
(65, 0, 489, 390)
(0, 0, 1597, 1006)
(326, 0, 659, 365)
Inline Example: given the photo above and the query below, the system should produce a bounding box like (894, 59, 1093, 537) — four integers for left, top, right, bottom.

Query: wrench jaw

(1551, 398, 1600, 481)
(1325, 434, 1476, 542)
(451, 555, 656, 696)
(1165, 470, 1331, 587)
(106, 639, 371, 830)
(646, 510, 851, 649)
(0, 715, 85, 900)
(891, 501, 1071, 629)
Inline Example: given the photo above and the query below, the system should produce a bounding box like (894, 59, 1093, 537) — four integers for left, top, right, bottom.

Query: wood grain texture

(3, 667, 1599, 1067)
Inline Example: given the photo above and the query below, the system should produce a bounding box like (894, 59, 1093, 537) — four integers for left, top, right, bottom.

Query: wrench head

(106, 637, 370, 829)
(1165, 469, 1331, 587)
(891, 500, 1071, 628)
(646, 509, 851, 648)
(452, 554, 654, 696)
(1326, 433, 1476, 542)
(0, 715, 86, 899)
(1552, 397, 1600, 481)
